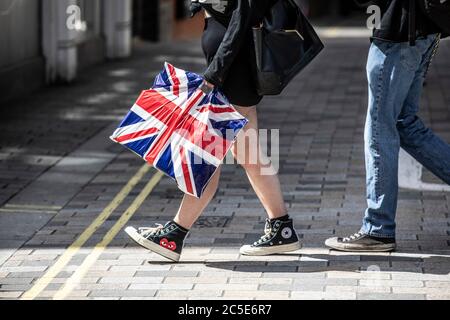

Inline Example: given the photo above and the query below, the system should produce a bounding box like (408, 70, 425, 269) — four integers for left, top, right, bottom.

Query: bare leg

(173, 167, 221, 229)
(127, 106, 293, 259)
(173, 105, 287, 229)
(232, 106, 288, 220)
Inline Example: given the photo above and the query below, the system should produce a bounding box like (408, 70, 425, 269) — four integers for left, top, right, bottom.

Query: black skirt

(201, 17, 263, 107)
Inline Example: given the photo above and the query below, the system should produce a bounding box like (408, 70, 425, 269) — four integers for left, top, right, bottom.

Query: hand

(200, 80, 215, 94)
(203, 80, 215, 89)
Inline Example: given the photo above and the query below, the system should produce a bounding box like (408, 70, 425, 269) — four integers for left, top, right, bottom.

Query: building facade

(0, 0, 43, 102)
(0, 0, 133, 102)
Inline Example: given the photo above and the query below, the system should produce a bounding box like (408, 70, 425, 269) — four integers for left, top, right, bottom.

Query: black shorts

(201, 18, 263, 107)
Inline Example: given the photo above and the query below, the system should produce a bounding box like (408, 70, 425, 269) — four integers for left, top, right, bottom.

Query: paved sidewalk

(0, 36, 449, 300)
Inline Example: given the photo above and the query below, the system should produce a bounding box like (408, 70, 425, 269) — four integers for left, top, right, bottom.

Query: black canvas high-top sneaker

(125, 221, 188, 262)
(240, 216, 301, 256)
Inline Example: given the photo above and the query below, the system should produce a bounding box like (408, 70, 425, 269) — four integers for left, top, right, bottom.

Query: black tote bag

(418, 0, 450, 34)
(253, 0, 324, 95)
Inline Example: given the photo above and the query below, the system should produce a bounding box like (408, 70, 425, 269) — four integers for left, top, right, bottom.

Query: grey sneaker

(325, 232, 396, 252)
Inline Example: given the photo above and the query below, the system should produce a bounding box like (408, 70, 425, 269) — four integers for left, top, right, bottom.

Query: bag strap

(254, 0, 296, 27)
(424, 33, 441, 79)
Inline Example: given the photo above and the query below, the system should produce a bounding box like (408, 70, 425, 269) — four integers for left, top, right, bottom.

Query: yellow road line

(53, 171, 164, 300)
(21, 164, 151, 300)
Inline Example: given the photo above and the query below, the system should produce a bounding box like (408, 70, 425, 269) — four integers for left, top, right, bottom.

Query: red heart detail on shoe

(160, 238, 177, 251)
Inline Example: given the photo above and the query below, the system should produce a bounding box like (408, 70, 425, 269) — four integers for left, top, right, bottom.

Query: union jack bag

(110, 63, 248, 198)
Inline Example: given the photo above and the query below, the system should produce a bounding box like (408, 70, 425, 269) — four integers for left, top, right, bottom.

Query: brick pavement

(0, 35, 449, 300)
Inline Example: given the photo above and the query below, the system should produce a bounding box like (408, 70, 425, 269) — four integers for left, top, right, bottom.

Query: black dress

(192, 0, 274, 107)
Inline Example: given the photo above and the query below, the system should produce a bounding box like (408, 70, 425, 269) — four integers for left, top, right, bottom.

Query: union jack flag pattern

(110, 63, 248, 198)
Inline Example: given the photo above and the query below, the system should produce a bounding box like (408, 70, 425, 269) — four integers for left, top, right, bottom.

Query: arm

(203, 0, 251, 87)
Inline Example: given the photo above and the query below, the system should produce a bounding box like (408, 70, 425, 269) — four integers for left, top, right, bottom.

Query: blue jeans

(361, 34, 450, 238)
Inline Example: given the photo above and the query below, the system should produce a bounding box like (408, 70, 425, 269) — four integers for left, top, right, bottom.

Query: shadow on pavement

(145, 253, 450, 275)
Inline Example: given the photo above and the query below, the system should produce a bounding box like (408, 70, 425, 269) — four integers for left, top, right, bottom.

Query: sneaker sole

(240, 241, 301, 256)
(125, 227, 180, 262)
(325, 239, 396, 252)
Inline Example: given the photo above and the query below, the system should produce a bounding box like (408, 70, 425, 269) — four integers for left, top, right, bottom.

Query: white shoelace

(138, 224, 164, 238)
(343, 232, 364, 242)
(255, 220, 275, 245)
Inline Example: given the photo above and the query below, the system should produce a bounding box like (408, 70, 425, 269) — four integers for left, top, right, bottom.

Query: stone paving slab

(0, 36, 449, 300)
